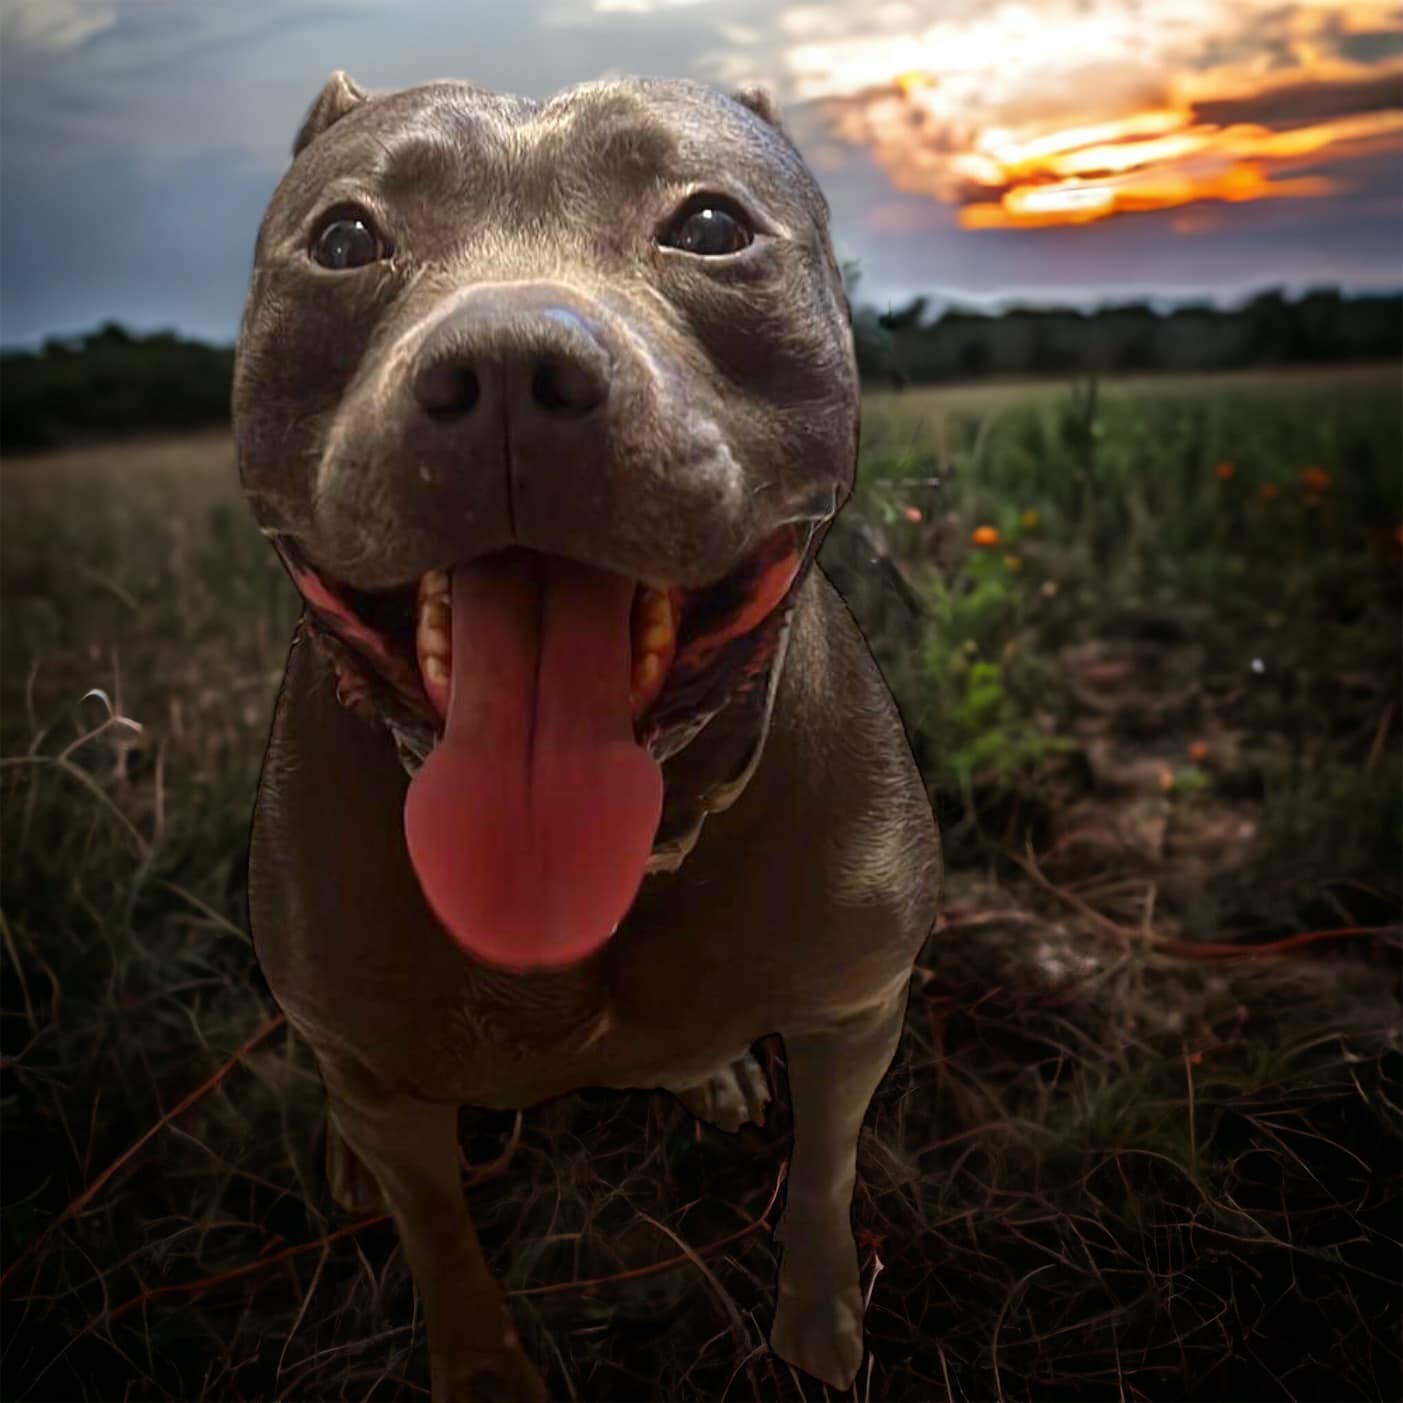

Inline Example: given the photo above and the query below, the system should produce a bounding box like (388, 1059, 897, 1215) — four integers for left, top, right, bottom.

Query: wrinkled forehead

(265, 77, 828, 240)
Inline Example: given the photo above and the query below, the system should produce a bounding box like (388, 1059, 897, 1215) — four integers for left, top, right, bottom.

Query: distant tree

(958, 340, 991, 375)
(1241, 288, 1292, 364)
(92, 321, 136, 346)
(1, 323, 235, 450)
(879, 295, 930, 332)
(843, 260, 907, 387)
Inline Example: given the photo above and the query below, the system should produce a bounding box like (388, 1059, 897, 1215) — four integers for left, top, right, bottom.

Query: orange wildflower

(1257, 483, 1279, 502)
(1300, 466, 1332, 491)
(903, 505, 923, 523)
(1187, 740, 1209, 763)
(971, 525, 1000, 547)
(1214, 461, 1236, 481)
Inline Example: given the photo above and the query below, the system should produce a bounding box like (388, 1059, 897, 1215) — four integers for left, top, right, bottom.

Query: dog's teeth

(628, 585, 677, 719)
(419, 627, 451, 660)
(632, 652, 662, 691)
(632, 588, 675, 656)
(416, 588, 452, 683)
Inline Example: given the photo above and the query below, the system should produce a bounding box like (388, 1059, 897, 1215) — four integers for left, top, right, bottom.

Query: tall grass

(3, 373, 1399, 1401)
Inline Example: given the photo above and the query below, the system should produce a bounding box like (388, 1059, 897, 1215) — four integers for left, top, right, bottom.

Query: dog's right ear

(293, 71, 369, 158)
(731, 86, 786, 135)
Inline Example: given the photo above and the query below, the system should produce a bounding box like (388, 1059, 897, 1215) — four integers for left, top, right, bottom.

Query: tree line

(851, 283, 1403, 388)
(2, 287, 1399, 450)
(2, 322, 236, 450)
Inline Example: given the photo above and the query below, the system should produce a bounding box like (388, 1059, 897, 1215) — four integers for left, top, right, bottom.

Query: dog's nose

(410, 289, 611, 421)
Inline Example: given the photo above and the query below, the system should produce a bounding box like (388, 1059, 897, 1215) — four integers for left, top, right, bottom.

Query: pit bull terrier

(234, 71, 940, 1402)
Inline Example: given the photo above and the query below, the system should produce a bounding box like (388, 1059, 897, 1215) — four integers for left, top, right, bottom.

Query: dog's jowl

(234, 70, 940, 1403)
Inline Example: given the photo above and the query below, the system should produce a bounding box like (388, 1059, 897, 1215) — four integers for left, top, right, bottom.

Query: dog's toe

(669, 1050, 770, 1133)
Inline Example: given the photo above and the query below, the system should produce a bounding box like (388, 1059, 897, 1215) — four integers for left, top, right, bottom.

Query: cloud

(2, 0, 1399, 344)
(0, 3, 384, 173)
(590, 0, 715, 12)
(796, 0, 1403, 229)
(1191, 68, 1403, 124)
(0, 142, 277, 344)
(2, 0, 117, 51)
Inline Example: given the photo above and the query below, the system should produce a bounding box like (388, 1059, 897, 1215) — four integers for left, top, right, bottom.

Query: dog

(234, 71, 941, 1402)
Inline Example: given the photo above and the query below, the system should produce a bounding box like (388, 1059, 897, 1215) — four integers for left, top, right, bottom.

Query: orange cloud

(961, 163, 1341, 230)
(800, 1, 1403, 231)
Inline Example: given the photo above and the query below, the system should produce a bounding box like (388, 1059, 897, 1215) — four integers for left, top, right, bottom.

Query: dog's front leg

(770, 988, 909, 1391)
(320, 1058, 548, 1403)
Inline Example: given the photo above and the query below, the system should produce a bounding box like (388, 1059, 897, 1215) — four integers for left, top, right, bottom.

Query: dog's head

(233, 74, 859, 970)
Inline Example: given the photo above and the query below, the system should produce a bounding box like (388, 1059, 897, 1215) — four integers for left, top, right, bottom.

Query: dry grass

(3, 371, 1399, 1401)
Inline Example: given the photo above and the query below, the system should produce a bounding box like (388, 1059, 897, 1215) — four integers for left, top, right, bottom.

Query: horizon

(5, 280, 1403, 357)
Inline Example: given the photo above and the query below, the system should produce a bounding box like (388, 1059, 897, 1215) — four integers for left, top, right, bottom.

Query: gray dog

(234, 71, 940, 1402)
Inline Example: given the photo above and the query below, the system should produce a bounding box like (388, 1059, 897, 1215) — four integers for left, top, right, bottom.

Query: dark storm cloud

(1191, 70, 1403, 126)
(0, 0, 775, 345)
(0, 146, 279, 344)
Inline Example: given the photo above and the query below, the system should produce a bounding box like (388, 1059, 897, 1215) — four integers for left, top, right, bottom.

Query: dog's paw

(670, 1050, 771, 1132)
(324, 1112, 386, 1213)
(769, 1270, 865, 1392)
(435, 1351, 550, 1403)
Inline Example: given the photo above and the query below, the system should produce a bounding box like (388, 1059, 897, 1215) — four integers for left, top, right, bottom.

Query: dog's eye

(311, 212, 385, 270)
(660, 200, 753, 256)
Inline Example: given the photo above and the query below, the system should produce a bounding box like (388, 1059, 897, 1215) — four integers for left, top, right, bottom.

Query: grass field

(2, 367, 1400, 1401)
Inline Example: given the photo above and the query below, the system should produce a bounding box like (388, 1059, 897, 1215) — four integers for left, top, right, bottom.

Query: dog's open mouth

(277, 525, 807, 752)
(272, 526, 811, 973)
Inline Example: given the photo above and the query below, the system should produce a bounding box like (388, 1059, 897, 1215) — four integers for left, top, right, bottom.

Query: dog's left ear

(731, 86, 785, 134)
(293, 70, 369, 158)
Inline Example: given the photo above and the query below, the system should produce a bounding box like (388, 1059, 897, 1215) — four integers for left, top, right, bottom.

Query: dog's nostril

(531, 358, 606, 416)
(414, 361, 481, 416)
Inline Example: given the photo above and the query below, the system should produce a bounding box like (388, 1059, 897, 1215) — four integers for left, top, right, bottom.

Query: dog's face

(235, 73, 856, 745)
(233, 73, 859, 968)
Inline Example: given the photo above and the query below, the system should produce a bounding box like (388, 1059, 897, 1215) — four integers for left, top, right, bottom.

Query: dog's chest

(261, 908, 760, 1109)
(252, 795, 764, 1109)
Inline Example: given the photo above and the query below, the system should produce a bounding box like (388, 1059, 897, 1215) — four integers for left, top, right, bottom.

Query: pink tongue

(404, 551, 663, 971)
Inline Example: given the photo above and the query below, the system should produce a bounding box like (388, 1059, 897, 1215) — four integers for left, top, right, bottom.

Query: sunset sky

(2, 0, 1400, 346)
